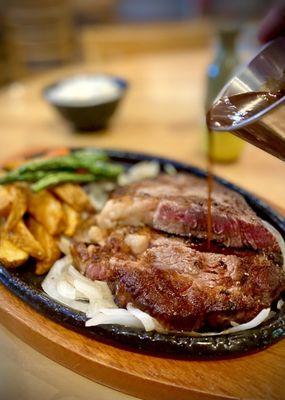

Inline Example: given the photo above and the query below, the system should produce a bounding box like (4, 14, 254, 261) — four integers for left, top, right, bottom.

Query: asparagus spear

(31, 172, 96, 192)
(0, 170, 47, 184)
(18, 150, 108, 174)
(86, 161, 123, 178)
(0, 150, 124, 190)
(31, 162, 123, 191)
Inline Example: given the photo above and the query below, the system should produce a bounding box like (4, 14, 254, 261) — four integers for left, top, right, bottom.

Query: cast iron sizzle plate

(0, 149, 285, 358)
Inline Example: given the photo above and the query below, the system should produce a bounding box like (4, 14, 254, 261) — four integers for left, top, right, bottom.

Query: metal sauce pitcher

(208, 37, 285, 161)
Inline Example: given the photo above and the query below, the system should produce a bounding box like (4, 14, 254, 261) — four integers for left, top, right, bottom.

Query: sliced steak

(96, 174, 278, 251)
(71, 227, 285, 331)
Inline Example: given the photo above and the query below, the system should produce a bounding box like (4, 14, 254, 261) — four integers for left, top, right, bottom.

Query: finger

(258, 3, 285, 43)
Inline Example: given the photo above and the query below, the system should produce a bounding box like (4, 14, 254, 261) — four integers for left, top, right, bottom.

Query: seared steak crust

(97, 174, 278, 251)
(71, 227, 285, 331)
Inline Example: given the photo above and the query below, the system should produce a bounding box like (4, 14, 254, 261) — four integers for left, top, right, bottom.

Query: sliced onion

(127, 303, 157, 331)
(178, 308, 272, 337)
(65, 263, 88, 282)
(42, 257, 89, 313)
(84, 182, 109, 211)
(56, 280, 76, 300)
(277, 299, 284, 310)
(42, 257, 117, 317)
(66, 265, 114, 301)
(164, 163, 177, 175)
(86, 299, 117, 318)
(73, 278, 102, 301)
(58, 236, 71, 256)
(230, 321, 239, 327)
(85, 308, 144, 329)
(118, 161, 160, 186)
(221, 308, 271, 334)
(262, 220, 285, 271)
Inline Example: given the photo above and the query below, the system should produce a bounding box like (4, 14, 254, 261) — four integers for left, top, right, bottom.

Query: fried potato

(62, 203, 81, 237)
(0, 186, 12, 217)
(5, 185, 28, 231)
(27, 218, 61, 275)
(0, 236, 29, 268)
(28, 190, 63, 235)
(8, 220, 45, 260)
(52, 183, 93, 213)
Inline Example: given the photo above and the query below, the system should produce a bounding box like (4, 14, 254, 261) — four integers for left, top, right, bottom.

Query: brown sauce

(191, 239, 256, 257)
(207, 90, 284, 130)
(206, 128, 213, 249)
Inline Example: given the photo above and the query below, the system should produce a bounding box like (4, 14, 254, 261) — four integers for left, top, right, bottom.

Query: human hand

(258, 2, 285, 43)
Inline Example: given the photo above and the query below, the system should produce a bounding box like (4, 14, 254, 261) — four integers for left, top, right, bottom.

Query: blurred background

(0, 0, 276, 158)
(0, 0, 275, 84)
(0, 0, 284, 205)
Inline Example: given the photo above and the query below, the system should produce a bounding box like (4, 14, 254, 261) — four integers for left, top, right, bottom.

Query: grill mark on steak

(96, 174, 278, 251)
(71, 227, 285, 331)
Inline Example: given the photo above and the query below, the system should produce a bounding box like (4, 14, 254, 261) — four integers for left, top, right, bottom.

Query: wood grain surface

(0, 49, 284, 207)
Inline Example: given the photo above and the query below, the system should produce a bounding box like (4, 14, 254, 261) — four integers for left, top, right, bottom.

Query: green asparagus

(0, 170, 47, 184)
(31, 172, 96, 192)
(0, 150, 124, 191)
(87, 161, 123, 177)
(18, 150, 107, 174)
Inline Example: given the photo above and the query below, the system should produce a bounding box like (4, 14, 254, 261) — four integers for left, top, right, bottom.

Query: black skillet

(0, 149, 284, 358)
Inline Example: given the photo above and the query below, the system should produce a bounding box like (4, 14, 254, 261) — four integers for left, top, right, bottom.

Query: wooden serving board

(0, 277, 285, 400)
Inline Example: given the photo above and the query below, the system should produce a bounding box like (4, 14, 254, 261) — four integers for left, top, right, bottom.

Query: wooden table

(0, 34, 285, 400)
(0, 48, 284, 205)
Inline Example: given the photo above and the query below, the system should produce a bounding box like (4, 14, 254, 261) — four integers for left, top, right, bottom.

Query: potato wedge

(0, 185, 12, 217)
(52, 183, 93, 213)
(28, 190, 63, 235)
(5, 185, 28, 231)
(0, 236, 29, 268)
(62, 203, 81, 237)
(34, 259, 54, 275)
(27, 218, 61, 275)
(8, 220, 45, 260)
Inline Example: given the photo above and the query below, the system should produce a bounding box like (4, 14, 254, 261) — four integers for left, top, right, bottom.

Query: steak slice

(71, 227, 285, 331)
(96, 174, 278, 251)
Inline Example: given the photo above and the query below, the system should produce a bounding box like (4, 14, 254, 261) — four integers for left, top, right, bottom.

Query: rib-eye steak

(71, 226, 285, 331)
(97, 174, 278, 251)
